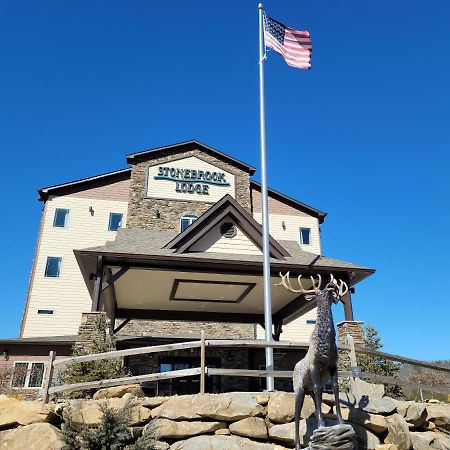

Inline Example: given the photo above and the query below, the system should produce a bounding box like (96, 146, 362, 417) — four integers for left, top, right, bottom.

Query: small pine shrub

(57, 315, 128, 398)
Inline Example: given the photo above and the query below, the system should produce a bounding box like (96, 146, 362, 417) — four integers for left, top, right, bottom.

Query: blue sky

(0, 1, 449, 360)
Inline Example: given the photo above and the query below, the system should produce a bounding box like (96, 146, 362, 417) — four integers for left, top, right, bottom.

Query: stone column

(73, 312, 111, 353)
(337, 321, 364, 347)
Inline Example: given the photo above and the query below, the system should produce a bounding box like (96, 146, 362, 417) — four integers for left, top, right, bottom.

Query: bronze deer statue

(276, 273, 348, 450)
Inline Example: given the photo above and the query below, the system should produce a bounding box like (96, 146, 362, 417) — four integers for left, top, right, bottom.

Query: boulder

(255, 393, 270, 406)
(0, 422, 63, 450)
(352, 379, 385, 400)
(0, 396, 58, 429)
(215, 429, 230, 435)
(151, 418, 225, 439)
(152, 394, 263, 422)
(229, 417, 267, 439)
(141, 396, 169, 409)
(393, 400, 415, 418)
(405, 403, 427, 428)
(384, 414, 411, 450)
(93, 384, 145, 400)
(64, 398, 151, 427)
(359, 397, 397, 415)
(269, 417, 380, 449)
(409, 431, 450, 450)
(426, 403, 450, 430)
(335, 407, 388, 434)
(322, 392, 358, 409)
(170, 434, 290, 450)
(376, 445, 399, 450)
(267, 392, 329, 423)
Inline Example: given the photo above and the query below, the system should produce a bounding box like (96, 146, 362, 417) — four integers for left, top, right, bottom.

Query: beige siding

(189, 220, 262, 255)
(67, 178, 130, 201)
(253, 212, 321, 255)
(256, 309, 317, 342)
(21, 196, 128, 338)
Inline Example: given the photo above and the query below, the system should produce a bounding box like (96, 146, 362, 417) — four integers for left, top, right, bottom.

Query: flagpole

(258, 2, 275, 392)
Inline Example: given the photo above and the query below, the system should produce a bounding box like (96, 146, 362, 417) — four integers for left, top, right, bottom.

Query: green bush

(57, 315, 128, 398)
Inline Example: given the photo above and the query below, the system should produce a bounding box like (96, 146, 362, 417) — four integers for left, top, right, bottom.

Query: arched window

(180, 214, 198, 232)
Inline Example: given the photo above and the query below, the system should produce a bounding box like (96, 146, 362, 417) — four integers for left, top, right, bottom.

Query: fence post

(346, 334, 360, 394)
(42, 351, 56, 404)
(200, 330, 206, 394)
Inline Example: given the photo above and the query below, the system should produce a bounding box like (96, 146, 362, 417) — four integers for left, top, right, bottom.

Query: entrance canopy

(74, 196, 374, 329)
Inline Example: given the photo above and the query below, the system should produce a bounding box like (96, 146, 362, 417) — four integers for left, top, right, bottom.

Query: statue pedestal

(308, 424, 355, 450)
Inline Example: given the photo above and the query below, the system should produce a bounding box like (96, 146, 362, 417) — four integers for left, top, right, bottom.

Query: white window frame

(108, 212, 123, 231)
(44, 256, 62, 278)
(300, 227, 312, 245)
(11, 361, 46, 389)
(180, 214, 198, 232)
(52, 208, 69, 228)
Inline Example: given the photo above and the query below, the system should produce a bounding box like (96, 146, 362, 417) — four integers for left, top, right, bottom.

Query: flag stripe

(264, 15, 312, 70)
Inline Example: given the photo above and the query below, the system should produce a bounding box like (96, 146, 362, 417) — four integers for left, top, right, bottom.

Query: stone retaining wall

(1, 388, 449, 450)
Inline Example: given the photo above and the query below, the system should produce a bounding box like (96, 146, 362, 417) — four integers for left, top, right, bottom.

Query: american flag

(264, 16, 312, 69)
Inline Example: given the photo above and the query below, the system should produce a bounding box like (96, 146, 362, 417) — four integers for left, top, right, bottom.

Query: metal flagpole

(258, 2, 275, 392)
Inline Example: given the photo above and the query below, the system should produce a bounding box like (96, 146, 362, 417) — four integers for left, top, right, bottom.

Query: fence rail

(42, 334, 450, 402)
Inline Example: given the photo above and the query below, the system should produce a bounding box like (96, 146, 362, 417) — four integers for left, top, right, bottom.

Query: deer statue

(276, 272, 349, 450)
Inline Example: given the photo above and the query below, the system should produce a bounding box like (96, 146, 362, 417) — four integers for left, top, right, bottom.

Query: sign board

(146, 156, 235, 202)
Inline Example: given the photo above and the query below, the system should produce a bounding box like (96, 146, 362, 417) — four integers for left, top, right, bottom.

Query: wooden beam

(200, 330, 206, 394)
(208, 368, 292, 378)
(116, 308, 264, 324)
(113, 318, 131, 335)
(273, 322, 283, 341)
(41, 351, 56, 404)
(49, 367, 202, 395)
(343, 291, 354, 321)
(101, 267, 129, 292)
(273, 293, 312, 323)
(53, 340, 201, 367)
(206, 339, 310, 350)
(91, 256, 103, 312)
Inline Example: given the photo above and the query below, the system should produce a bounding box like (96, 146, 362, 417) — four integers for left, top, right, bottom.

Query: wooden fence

(41, 332, 450, 403)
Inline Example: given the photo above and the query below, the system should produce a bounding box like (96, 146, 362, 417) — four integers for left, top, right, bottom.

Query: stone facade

(337, 321, 365, 347)
(73, 312, 112, 353)
(126, 146, 252, 231)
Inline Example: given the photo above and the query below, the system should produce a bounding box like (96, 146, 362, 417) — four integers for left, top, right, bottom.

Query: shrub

(57, 315, 128, 398)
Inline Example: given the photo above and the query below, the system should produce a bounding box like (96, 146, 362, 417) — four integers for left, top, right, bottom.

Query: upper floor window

(108, 213, 123, 231)
(12, 362, 45, 388)
(45, 256, 62, 278)
(300, 227, 311, 245)
(180, 214, 198, 232)
(53, 208, 69, 228)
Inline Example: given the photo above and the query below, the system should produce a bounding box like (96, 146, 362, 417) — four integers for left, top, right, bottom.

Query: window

(53, 208, 69, 228)
(180, 214, 198, 232)
(306, 319, 316, 325)
(38, 309, 54, 315)
(44, 257, 61, 278)
(300, 227, 311, 245)
(108, 213, 123, 231)
(12, 362, 45, 388)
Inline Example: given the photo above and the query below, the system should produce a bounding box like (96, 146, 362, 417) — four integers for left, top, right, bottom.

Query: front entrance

(158, 356, 221, 395)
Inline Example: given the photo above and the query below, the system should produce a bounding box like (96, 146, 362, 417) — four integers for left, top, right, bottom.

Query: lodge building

(1, 140, 374, 395)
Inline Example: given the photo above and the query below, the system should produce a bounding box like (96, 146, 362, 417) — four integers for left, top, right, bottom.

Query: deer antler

(275, 272, 322, 294)
(329, 274, 348, 298)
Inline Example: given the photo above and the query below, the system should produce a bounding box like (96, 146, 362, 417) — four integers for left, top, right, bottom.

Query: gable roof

(126, 140, 256, 174)
(250, 180, 327, 224)
(38, 168, 131, 201)
(164, 194, 290, 260)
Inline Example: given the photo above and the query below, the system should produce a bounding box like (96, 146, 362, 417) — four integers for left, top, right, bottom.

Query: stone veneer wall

(73, 312, 112, 353)
(337, 321, 365, 347)
(126, 147, 252, 231)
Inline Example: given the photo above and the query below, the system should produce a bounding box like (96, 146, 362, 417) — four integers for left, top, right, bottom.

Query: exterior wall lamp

(282, 221, 286, 230)
(89, 206, 95, 216)
(155, 209, 161, 218)
(3, 350, 9, 360)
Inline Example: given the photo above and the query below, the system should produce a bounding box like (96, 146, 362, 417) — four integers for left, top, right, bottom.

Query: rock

(141, 396, 169, 409)
(229, 417, 267, 439)
(308, 424, 355, 450)
(333, 407, 388, 434)
(256, 393, 270, 406)
(426, 403, 450, 430)
(152, 394, 263, 422)
(352, 379, 385, 400)
(384, 414, 411, 450)
(0, 396, 57, 429)
(433, 431, 450, 450)
(64, 398, 151, 427)
(420, 420, 436, 431)
(215, 429, 230, 435)
(170, 435, 290, 449)
(0, 422, 63, 450)
(268, 421, 298, 446)
(405, 403, 427, 428)
(93, 384, 144, 400)
(409, 431, 450, 450)
(392, 400, 414, 418)
(151, 418, 225, 439)
(359, 397, 397, 415)
(376, 445, 399, 450)
(322, 392, 358, 409)
(267, 392, 329, 423)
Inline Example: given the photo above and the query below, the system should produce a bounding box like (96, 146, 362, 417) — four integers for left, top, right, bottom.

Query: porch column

(91, 256, 103, 312)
